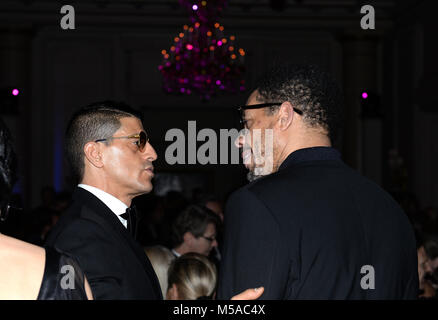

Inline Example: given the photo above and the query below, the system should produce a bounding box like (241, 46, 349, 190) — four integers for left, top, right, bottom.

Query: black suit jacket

(217, 147, 418, 299)
(45, 187, 162, 300)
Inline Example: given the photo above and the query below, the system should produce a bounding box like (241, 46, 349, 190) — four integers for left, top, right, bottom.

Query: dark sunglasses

(237, 102, 303, 127)
(95, 131, 148, 152)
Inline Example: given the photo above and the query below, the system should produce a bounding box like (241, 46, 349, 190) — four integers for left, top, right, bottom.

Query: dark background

(0, 0, 436, 219)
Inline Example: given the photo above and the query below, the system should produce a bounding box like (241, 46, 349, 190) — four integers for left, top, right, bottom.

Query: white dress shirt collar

(171, 249, 181, 258)
(78, 184, 128, 228)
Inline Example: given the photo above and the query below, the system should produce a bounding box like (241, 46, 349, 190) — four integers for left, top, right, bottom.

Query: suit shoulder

(61, 216, 107, 235)
(226, 184, 282, 225)
(46, 210, 111, 247)
(227, 183, 267, 209)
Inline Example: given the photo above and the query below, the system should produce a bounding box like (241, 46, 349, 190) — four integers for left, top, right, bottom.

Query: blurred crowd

(392, 192, 438, 299)
(1, 185, 437, 300)
(0, 186, 225, 299)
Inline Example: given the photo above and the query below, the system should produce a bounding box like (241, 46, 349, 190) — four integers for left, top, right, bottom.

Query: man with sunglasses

(45, 101, 162, 299)
(217, 64, 418, 299)
(45, 102, 262, 300)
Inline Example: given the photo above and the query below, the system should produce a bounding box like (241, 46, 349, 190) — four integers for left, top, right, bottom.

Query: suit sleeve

(50, 219, 124, 299)
(217, 188, 288, 300)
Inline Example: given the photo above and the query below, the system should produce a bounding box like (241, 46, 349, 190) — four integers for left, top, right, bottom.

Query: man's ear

(183, 231, 195, 244)
(277, 101, 295, 131)
(83, 142, 104, 169)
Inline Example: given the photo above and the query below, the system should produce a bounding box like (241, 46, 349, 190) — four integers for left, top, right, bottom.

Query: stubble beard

(246, 144, 278, 183)
(246, 170, 263, 182)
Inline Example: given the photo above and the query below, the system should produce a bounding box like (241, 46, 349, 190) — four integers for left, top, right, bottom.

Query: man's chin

(246, 170, 264, 182)
(136, 182, 153, 195)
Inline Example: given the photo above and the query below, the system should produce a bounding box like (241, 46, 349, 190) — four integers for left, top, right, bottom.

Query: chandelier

(158, 0, 246, 100)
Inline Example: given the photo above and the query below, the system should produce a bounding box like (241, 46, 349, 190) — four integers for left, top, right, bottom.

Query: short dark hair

(425, 238, 438, 260)
(65, 101, 142, 182)
(0, 117, 17, 206)
(256, 64, 344, 140)
(171, 205, 220, 247)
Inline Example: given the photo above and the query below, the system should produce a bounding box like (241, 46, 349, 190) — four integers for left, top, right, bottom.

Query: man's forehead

(241, 90, 263, 119)
(242, 108, 264, 120)
(206, 222, 216, 232)
(246, 89, 259, 105)
(117, 116, 143, 132)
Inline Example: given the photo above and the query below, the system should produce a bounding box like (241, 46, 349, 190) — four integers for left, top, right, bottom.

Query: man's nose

(143, 142, 157, 161)
(211, 239, 218, 248)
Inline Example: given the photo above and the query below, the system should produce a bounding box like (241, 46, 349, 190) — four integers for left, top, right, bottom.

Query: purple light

(186, 44, 194, 50)
(217, 41, 223, 46)
(180, 88, 186, 93)
(192, 4, 198, 10)
(362, 92, 368, 99)
(216, 80, 221, 85)
(12, 88, 19, 96)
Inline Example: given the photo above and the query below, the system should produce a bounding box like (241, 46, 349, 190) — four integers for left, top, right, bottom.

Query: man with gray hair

(46, 101, 262, 300)
(218, 64, 418, 299)
(170, 205, 220, 258)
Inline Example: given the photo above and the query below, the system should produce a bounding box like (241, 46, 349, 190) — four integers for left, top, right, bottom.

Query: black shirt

(37, 247, 88, 300)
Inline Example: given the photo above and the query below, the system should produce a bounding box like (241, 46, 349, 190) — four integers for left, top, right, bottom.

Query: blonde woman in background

(166, 253, 265, 300)
(166, 253, 217, 300)
(145, 245, 175, 298)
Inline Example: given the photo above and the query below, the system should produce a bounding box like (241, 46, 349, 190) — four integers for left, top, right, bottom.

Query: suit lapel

(73, 187, 162, 298)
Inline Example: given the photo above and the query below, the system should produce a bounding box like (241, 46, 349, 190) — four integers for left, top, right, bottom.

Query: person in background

(166, 252, 218, 300)
(195, 194, 224, 265)
(0, 117, 93, 300)
(416, 230, 436, 299)
(424, 237, 438, 294)
(170, 205, 220, 258)
(425, 237, 438, 272)
(198, 194, 224, 223)
(167, 252, 264, 300)
(145, 245, 175, 298)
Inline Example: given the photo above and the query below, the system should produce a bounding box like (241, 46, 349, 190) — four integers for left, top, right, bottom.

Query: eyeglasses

(237, 102, 303, 128)
(95, 131, 148, 152)
(200, 235, 216, 242)
(0, 203, 23, 222)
